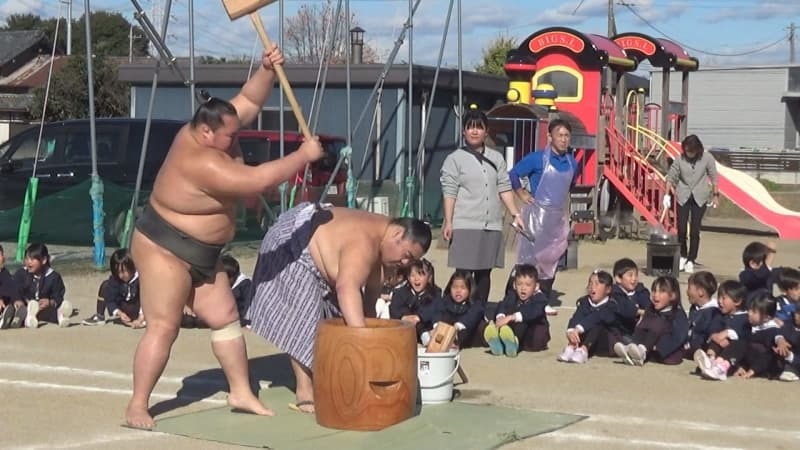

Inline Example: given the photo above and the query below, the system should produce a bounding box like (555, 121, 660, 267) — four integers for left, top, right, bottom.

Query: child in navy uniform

(559, 270, 621, 364)
(774, 268, 799, 323)
(610, 258, 650, 338)
(82, 249, 142, 327)
(685, 271, 723, 359)
(695, 280, 751, 380)
(732, 294, 782, 379)
(484, 264, 550, 357)
(429, 270, 485, 348)
(390, 259, 440, 343)
(774, 308, 800, 381)
(614, 276, 688, 366)
(15, 243, 71, 328)
(0, 244, 25, 329)
(222, 254, 252, 326)
(738, 241, 777, 303)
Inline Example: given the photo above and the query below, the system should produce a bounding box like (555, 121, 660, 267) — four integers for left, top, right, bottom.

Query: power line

(621, 3, 788, 57)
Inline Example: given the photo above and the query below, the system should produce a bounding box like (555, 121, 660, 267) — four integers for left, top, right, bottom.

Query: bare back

(308, 207, 390, 288)
(149, 124, 240, 245)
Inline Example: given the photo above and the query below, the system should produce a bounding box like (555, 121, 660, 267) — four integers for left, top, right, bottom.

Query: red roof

(656, 38, 693, 59)
(587, 34, 630, 60)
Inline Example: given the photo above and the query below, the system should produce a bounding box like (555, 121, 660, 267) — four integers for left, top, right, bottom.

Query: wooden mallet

(221, 0, 312, 140)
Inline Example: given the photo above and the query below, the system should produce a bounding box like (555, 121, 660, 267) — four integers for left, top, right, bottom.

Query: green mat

(153, 387, 584, 449)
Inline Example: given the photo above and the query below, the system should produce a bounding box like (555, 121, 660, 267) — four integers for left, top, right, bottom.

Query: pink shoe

(570, 347, 589, 364)
(557, 345, 575, 362)
(701, 361, 728, 381)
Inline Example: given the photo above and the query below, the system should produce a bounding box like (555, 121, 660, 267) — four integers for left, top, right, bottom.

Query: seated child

(774, 267, 799, 323)
(389, 259, 440, 342)
(739, 241, 777, 303)
(222, 254, 252, 326)
(375, 266, 407, 319)
(14, 243, 71, 328)
(694, 280, 750, 380)
(82, 248, 143, 328)
(0, 244, 25, 329)
(484, 264, 550, 357)
(685, 271, 723, 359)
(774, 308, 800, 381)
(735, 294, 782, 379)
(610, 258, 651, 338)
(428, 270, 485, 348)
(558, 270, 622, 364)
(504, 265, 558, 316)
(614, 276, 688, 366)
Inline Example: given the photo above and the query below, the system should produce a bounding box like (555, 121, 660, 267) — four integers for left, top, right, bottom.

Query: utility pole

(790, 22, 796, 64)
(129, 23, 133, 62)
(59, 0, 73, 55)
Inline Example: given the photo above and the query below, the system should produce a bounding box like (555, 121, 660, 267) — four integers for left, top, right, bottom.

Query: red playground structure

(489, 26, 800, 240)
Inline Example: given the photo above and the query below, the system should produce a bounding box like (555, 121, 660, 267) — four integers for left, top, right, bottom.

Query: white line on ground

(0, 378, 227, 405)
(0, 361, 224, 386)
(5, 430, 163, 450)
(585, 413, 800, 440)
(541, 431, 745, 450)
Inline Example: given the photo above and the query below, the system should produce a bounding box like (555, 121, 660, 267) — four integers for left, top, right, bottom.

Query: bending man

(126, 46, 324, 429)
(247, 203, 431, 413)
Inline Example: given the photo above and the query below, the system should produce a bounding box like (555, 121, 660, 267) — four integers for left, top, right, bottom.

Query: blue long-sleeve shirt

(611, 283, 650, 335)
(508, 147, 579, 193)
(496, 291, 549, 326)
(567, 296, 622, 334)
(637, 305, 689, 357)
(430, 296, 485, 333)
(687, 300, 725, 351)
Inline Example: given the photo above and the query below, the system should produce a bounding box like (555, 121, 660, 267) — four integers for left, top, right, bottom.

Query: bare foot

(125, 404, 155, 430)
(228, 393, 275, 416)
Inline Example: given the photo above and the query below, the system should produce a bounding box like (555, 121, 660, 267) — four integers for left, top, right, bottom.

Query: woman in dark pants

(665, 135, 719, 274)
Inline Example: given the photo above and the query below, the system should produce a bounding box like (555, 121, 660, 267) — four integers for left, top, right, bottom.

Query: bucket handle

(419, 353, 461, 389)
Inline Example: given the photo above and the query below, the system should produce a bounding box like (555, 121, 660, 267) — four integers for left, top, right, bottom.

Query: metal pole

(417, 0, 454, 219)
(84, 0, 105, 267)
(189, 0, 195, 112)
(407, 0, 414, 216)
(279, 0, 286, 212)
(84, 1, 97, 179)
(128, 23, 133, 63)
(457, 0, 463, 147)
(66, 0, 72, 55)
(345, 0, 351, 146)
(123, 0, 174, 248)
(790, 22, 796, 64)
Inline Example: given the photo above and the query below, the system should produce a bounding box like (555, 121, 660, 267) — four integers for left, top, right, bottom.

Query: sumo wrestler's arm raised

(199, 140, 322, 197)
(335, 242, 375, 327)
(229, 45, 282, 128)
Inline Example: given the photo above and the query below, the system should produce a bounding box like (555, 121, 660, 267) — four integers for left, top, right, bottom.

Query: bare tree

(284, 0, 378, 64)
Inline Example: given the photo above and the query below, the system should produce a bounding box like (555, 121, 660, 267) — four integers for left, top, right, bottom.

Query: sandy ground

(1, 230, 799, 450)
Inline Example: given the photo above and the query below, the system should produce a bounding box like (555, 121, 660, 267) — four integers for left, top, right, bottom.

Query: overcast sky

(2, 0, 799, 69)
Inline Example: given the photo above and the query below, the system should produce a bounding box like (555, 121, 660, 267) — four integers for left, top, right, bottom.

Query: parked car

(0, 118, 348, 240)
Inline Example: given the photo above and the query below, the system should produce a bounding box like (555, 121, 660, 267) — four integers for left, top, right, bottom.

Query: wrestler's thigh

(130, 230, 192, 326)
(192, 263, 239, 329)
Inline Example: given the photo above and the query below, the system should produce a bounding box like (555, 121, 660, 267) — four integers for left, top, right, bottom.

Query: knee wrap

(211, 320, 242, 342)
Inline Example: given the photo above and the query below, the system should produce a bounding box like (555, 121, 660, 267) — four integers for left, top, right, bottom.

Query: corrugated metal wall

(650, 67, 788, 150)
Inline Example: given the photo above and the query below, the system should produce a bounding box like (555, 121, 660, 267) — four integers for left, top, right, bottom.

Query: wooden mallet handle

(249, 12, 312, 141)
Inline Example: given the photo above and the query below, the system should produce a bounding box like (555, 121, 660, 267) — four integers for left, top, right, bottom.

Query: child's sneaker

(0, 306, 15, 329)
(570, 347, 589, 364)
(10, 305, 26, 328)
(701, 359, 729, 381)
(557, 345, 575, 362)
(81, 314, 106, 326)
(779, 367, 799, 382)
(679, 257, 687, 271)
(614, 342, 634, 365)
(498, 325, 519, 357)
(57, 301, 73, 328)
(626, 343, 647, 366)
(693, 349, 712, 372)
(684, 261, 694, 274)
(483, 322, 503, 356)
(544, 305, 558, 316)
(25, 301, 39, 329)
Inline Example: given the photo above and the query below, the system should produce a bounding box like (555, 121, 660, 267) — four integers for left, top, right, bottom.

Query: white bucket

(417, 347, 460, 404)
